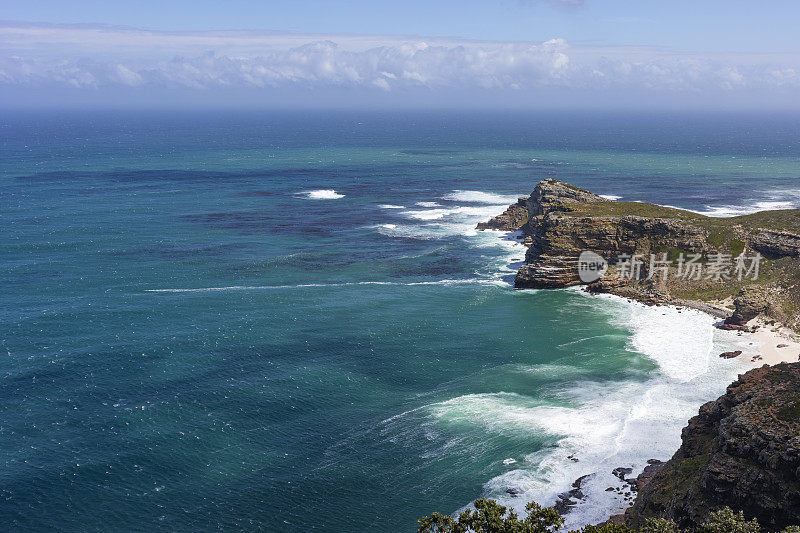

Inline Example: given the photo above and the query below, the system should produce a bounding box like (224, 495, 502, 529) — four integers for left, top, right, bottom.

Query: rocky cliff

(625, 362, 800, 531)
(476, 198, 530, 231)
(478, 179, 800, 330)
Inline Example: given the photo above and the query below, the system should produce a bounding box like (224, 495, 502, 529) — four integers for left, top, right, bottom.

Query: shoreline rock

(624, 362, 800, 531)
(722, 285, 772, 328)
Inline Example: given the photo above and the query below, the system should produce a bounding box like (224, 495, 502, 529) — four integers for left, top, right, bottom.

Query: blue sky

(4, 0, 800, 52)
(2, 0, 800, 108)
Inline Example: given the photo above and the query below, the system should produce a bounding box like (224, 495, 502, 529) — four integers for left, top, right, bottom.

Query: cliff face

(516, 213, 711, 290)
(751, 229, 800, 259)
(524, 178, 610, 216)
(625, 362, 800, 531)
(479, 179, 800, 330)
(509, 180, 715, 290)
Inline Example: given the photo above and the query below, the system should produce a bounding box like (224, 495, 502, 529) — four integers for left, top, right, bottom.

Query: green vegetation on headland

(418, 498, 800, 533)
(570, 199, 800, 235)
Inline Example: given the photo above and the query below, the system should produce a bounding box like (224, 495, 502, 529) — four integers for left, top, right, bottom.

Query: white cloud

(114, 64, 142, 86)
(1, 23, 799, 104)
(372, 77, 391, 91)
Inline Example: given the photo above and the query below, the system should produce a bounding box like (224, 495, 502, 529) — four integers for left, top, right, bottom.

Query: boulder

(724, 285, 771, 327)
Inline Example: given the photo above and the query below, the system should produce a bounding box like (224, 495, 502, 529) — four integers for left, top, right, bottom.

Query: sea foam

(374, 190, 527, 284)
(664, 188, 800, 217)
(298, 189, 345, 200)
(441, 190, 519, 204)
(146, 279, 496, 293)
(375, 189, 523, 246)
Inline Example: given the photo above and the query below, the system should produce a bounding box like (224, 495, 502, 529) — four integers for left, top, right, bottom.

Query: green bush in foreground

(696, 507, 760, 533)
(418, 499, 563, 533)
(418, 498, 800, 533)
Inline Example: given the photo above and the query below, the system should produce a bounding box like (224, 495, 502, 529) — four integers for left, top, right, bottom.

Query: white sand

(747, 317, 800, 365)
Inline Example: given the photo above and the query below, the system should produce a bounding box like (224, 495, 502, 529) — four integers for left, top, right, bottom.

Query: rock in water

(554, 474, 593, 515)
(612, 467, 634, 481)
(718, 350, 742, 359)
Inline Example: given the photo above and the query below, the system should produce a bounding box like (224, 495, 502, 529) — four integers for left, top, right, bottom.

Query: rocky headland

(479, 178, 800, 332)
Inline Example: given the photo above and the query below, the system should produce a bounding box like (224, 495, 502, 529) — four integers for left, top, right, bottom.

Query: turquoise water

(2, 111, 799, 531)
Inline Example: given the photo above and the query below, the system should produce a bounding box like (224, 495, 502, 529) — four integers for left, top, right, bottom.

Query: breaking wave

(441, 190, 520, 204)
(378, 289, 761, 530)
(664, 188, 800, 217)
(146, 279, 498, 293)
(297, 189, 345, 200)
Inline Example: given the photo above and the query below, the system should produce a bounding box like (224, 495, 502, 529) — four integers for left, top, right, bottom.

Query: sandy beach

(748, 318, 800, 365)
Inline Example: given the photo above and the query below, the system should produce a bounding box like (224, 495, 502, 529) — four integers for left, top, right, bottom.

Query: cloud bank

(1, 23, 799, 108)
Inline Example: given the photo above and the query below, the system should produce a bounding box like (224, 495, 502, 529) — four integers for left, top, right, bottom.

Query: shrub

(697, 507, 760, 533)
(419, 499, 800, 533)
(418, 498, 563, 533)
(640, 517, 679, 533)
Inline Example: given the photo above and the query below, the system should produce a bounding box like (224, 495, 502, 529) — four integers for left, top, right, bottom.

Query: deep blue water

(1, 110, 799, 531)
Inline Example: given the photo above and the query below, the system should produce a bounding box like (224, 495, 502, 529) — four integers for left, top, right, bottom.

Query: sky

(2, 0, 800, 109)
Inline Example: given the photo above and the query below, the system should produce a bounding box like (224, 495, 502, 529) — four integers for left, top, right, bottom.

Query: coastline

(480, 178, 800, 371)
(583, 288, 800, 368)
(513, 284, 797, 529)
(476, 180, 800, 528)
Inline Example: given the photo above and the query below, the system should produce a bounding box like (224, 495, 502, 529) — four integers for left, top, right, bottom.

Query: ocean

(2, 110, 800, 531)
